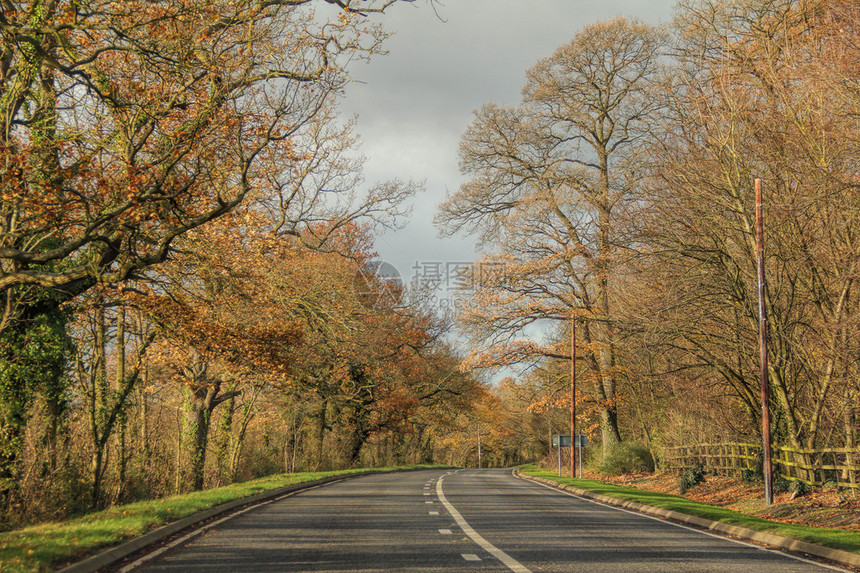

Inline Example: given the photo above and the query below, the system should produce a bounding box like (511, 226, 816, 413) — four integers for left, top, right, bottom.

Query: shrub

(679, 463, 706, 494)
(788, 479, 811, 499)
(741, 467, 762, 484)
(773, 475, 792, 493)
(597, 442, 655, 475)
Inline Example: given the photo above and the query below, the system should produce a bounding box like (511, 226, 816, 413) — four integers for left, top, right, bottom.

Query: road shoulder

(514, 469, 860, 570)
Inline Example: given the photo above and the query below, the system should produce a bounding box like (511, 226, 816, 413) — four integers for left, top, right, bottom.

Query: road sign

(553, 434, 588, 447)
(554, 434, 588, 477)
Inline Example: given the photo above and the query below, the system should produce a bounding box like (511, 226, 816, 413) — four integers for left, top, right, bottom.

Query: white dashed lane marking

(436, 474, 532, 573)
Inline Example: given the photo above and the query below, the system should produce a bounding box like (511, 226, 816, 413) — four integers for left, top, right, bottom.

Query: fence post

(717, 444, 722, 475)
(848, 450, 857, 498)
(818, 450, 825, 484)
(832, 450, 840, 489)
(735, 444, 740, 474)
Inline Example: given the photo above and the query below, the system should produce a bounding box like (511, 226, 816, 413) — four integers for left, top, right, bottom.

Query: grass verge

(518, 464, 860, 554)
(0, 465, 447, 573)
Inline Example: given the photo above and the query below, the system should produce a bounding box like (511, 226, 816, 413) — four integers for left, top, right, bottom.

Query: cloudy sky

(342, 0, 675, 293)
(337, 1, 676, 373)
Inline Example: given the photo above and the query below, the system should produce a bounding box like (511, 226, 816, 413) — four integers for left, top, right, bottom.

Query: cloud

(343, 0, 676, 217)
(339, 0, 675, 371)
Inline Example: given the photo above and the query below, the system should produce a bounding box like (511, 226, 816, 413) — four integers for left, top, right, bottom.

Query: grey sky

(343, 1, 675, 289)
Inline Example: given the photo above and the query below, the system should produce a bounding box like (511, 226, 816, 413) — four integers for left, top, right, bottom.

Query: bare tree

(436, 17, 663, 448)
(643, 0, 860, 458)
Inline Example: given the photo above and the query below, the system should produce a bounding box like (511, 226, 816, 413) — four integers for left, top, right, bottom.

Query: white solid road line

(436, 474, 533, 573)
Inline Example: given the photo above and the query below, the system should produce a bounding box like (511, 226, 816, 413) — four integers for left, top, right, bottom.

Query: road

(130, 468, 844, 572)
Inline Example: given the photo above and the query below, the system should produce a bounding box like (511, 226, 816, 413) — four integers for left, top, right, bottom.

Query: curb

(58, 467, 430, 573)
(513, 469, 860, 570)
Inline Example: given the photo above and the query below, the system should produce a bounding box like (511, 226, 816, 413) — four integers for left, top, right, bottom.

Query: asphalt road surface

(131, 468, 845, 572)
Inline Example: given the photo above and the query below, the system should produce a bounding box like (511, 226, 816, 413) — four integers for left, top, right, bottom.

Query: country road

(129, 468, 844, 573)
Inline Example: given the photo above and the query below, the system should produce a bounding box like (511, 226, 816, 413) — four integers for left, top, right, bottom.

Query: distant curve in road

(128, 468, 845, 572)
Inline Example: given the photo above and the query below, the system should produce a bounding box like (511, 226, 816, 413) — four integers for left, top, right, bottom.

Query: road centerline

(435, 474, 532, 573)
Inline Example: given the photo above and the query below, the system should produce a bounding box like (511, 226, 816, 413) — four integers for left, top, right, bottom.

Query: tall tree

(0, 0, 414, 495)
(0, 0, 406, 329)
(70, 291, 154, 506)
(642, 0, 860, 454)
(136, 217, 340, 490)
(436, 17, 662, 448)
(0, 292, 70, 500)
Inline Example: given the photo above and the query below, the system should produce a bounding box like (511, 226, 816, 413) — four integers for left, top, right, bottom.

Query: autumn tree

(331, 317, 486, 467)
(277, 245, 470, 468)
(436, 17, 663, 448)
(0, 0, 418, 498)
(69, 291, 155, 506)
(0, 0, 408, 327)
(640, 0, 860, 459)
(136, 215, 359, 490)
(0, 292, 70, 500)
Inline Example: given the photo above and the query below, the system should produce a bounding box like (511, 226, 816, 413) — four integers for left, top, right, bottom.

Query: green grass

(519, 464, 860, 554)
(0, 465, 447, 573)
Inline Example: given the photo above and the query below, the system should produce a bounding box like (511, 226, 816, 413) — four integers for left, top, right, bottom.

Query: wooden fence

(660, 442, 859, 491)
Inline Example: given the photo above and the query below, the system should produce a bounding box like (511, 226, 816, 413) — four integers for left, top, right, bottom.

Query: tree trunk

(344, 427, 370, 467)
(184, 383, 219, 492)
(90, 447, 106, 509)
(314, 399, 328, 470)
(89, 302, 108, 508)
(114, 307, 127, 503)
(229, 401, 254, 481)
(583, 320, 622, 449)
(183, 377, 241, 492)
(845, 403, 857, 495)
(213, 394, 235, 486)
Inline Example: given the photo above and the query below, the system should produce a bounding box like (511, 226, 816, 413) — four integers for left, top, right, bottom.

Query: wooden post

(477, 426, 481, 469)
(756, 178, 774, 505)
(847, 451, 857, 496)
(570, 315, 576, 478)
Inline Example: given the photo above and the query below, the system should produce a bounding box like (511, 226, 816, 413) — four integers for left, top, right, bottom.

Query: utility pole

(477, 425, 482, 469)
(756, 178, 774, 505)
(571, 315, 576, 479)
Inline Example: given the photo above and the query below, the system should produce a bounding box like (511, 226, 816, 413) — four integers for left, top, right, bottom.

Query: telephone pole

(571, 315, 576, 478)
(756, 178, 774, 505)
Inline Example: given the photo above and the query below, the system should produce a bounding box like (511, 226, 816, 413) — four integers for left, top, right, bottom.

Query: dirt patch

(594, 471, 860, 530)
